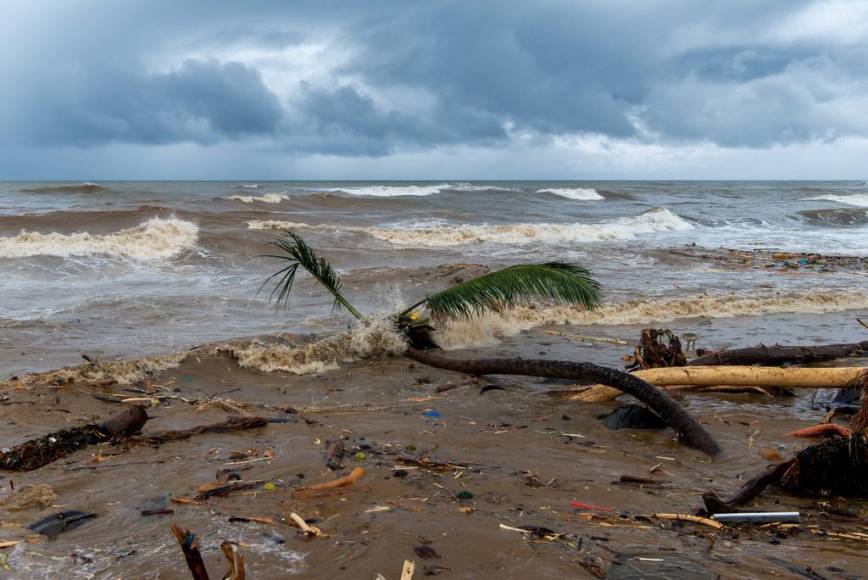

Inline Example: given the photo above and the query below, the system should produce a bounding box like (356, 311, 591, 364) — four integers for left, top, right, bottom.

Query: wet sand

(1, 325, 867, 579)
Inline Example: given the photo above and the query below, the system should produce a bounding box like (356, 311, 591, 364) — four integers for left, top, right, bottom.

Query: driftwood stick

(702, 460, 795, 514)
(690, 341, 868, 366)
(0, 406, 148, 471)
(220, 542, 246, 580)
(127, 416, 267, 445)
(406, 348, 721, 456)
(171, 524, 210, 580)
(293, 467, 366, 498)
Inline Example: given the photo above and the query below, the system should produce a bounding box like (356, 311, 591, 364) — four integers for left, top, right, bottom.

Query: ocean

(1, 180, 866, 377)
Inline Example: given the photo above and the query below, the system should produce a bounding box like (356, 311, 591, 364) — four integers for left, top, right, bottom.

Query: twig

(289, 512, 325, 537)
(220, 542, 246, 580)
(293, 467, 365, 498)
(653, 513, 723, 529)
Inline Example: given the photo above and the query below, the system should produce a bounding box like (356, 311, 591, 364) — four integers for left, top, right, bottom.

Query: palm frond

(407, 262, 601, 320)
(261, 231, 363, 320)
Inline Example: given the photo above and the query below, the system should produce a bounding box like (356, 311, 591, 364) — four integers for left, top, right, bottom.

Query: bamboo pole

(571, 367, 867, 403)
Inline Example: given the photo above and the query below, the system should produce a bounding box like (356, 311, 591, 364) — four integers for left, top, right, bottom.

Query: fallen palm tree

(262, 231, 721, 455)
(572, 366, 867, 403)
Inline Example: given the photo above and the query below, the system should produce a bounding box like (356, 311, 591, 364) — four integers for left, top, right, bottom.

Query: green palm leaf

(261, 231, 363, 320)
(404, 262, 601, 320)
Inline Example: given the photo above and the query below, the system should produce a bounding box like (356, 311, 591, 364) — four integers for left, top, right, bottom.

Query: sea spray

(0, 216, 198, 260)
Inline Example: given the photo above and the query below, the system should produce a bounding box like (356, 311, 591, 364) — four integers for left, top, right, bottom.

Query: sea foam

(434, 291, 868, 349)
(537, 187, 604, 200)
(229, 193, 289, 204)
(806, 193, 868, 207)
(224, 318, 407, 374)
(0, 217, 198, 260)
(247, 207, 692, 246)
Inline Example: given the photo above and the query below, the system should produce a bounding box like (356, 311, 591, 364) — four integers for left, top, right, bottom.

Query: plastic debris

(712, 512, 799, 523)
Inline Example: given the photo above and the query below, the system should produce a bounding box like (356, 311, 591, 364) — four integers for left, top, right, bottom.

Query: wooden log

(572, 367, 867, 403)
(405, 347, 721, 456)
(0, 406, 148, 471)
(690, 341, 868, 366)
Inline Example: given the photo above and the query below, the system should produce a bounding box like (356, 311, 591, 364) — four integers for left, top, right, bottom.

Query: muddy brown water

(2, 346, 867, 579)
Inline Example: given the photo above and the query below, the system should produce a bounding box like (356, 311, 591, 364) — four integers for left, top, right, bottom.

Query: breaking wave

(247, 208, 692, 246)
(799, 208, 868, 226)
(21, 183, 108, 194)
(537, 187, 604, 201)
(434, 291, 868, 349)
(0, 217, 198, 260)
(805, 193, 868, 207)
(316, 183, 518, 197)
(229, 193, 289, 204)
(4, 352, 188, 388)
(219, 319, 407, 374)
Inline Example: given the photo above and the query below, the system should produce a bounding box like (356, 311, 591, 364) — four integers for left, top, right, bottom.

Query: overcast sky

(2, 0, 868, 179)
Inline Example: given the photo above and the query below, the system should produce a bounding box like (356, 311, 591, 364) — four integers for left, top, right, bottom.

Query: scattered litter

(571, 501, 614, 512)
(422, 410, 442, 419)
(413, 545, 440, 559)
(712, 512, 799, 523)
(29, 510, 97, 540)
(455, 491, 473, 501)
(401, 560, 416, 580)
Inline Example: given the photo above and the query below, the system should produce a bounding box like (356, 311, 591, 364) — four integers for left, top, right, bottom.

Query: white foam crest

(247, 219, 314, 231)
(0, 217, 199, 260)
(241, 183, 260, 189)
(538, 187, 604, 200)
(806, 193, 868, 207)
(336, 183, 452, 197)
(245, 208, 692, 246)
(230, 193, 289, 204)
(434, 291, 868, 350)
(226, 319, 407, 374)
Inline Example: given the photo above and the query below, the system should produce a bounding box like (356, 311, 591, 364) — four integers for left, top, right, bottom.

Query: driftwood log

(126, 416, 267, 446)
(405, 348, 721, 456)
(690, 340, 868, 366)
(573, 367, 867, 403)
(0, 406, 148, 471)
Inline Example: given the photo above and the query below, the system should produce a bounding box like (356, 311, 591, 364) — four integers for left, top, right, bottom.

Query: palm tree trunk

(405, 348, 721, 456)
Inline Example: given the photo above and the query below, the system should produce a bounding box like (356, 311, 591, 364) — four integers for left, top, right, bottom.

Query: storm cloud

(2, 0, 868, 177)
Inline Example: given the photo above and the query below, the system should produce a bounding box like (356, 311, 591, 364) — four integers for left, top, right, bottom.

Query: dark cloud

(8, 59, 282, 146)
(1, 0, 867, 165)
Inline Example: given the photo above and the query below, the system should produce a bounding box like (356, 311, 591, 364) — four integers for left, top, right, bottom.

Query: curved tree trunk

(405, 348, 721, 456)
